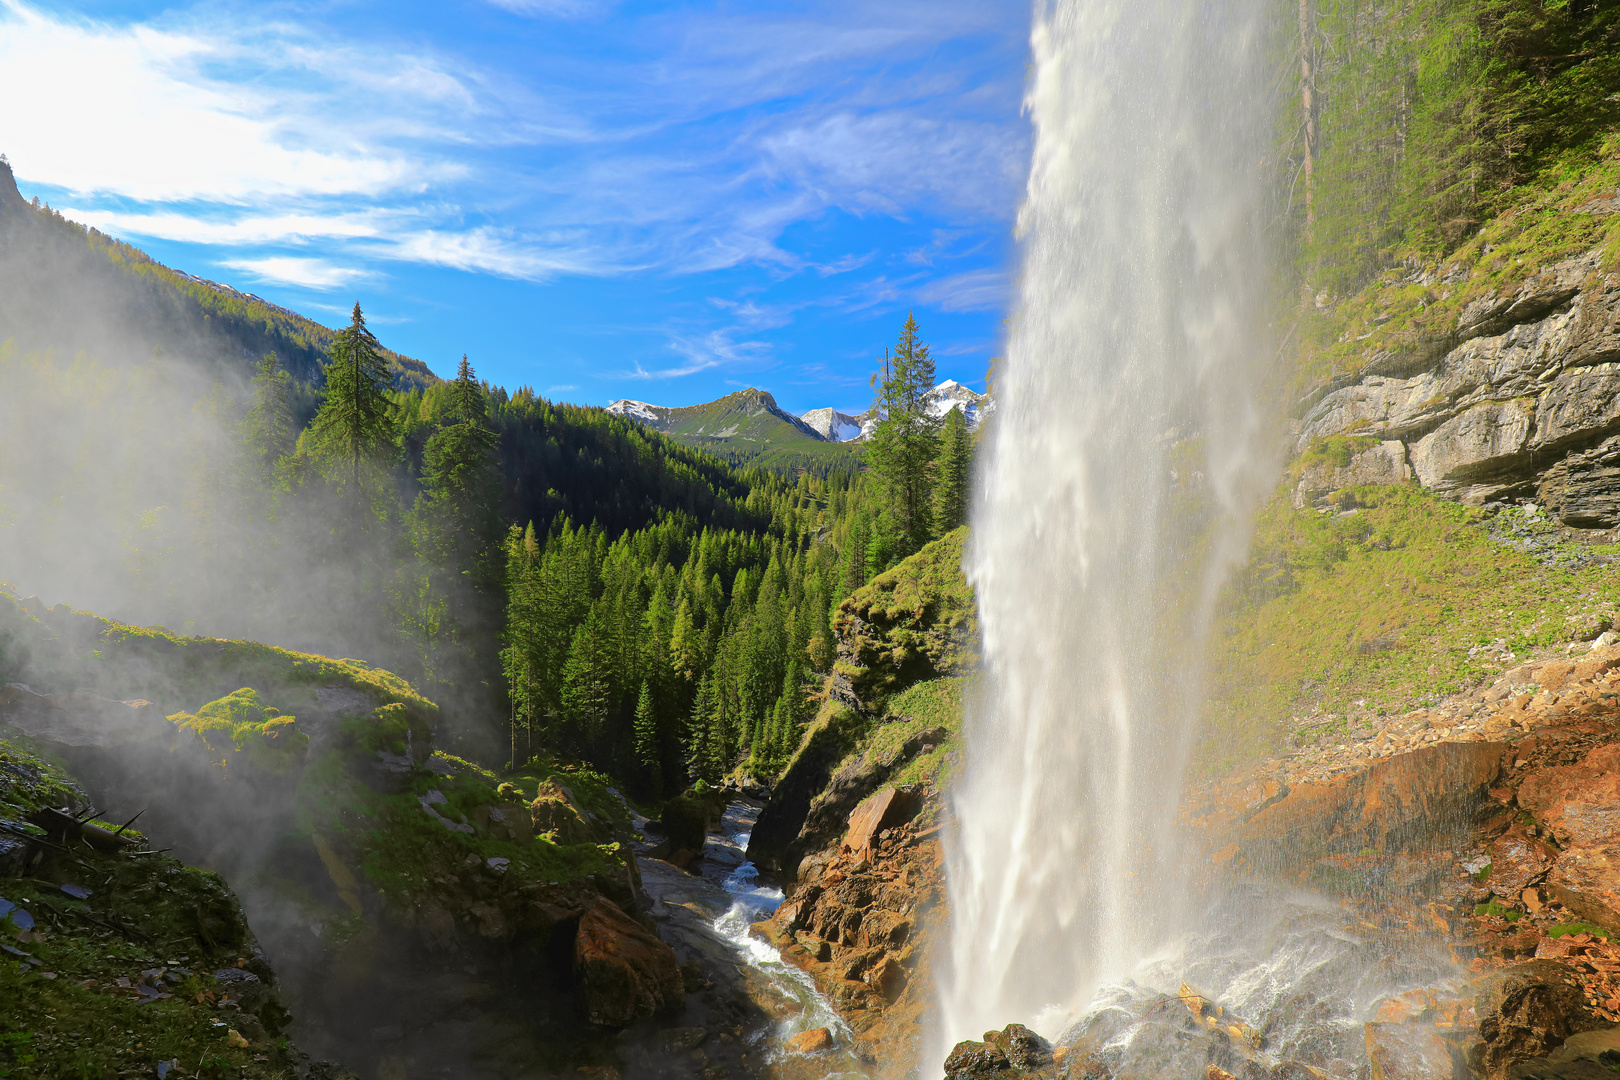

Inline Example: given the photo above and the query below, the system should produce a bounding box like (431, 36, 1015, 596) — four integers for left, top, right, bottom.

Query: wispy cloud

(221, 256, 374, 290)
(917, 268, 1009, 313)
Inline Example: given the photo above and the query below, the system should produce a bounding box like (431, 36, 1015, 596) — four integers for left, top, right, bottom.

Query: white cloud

(917, 268, 1009, 313)
(760, 111, 1024, 219)
(221, 256, 374, 289)
(0, 2, 439, 202)
(59, 207, 385, 246)
(487, 0, 613, 19)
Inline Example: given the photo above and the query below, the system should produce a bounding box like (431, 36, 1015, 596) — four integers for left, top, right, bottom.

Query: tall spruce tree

(242, 353, 296, 484)
(866, 312, 940, 553)
(633, 680, 660, 794)
(415, 356, 502, 576)
(932, 405, 972, 537)
(310, 303, 395, 492)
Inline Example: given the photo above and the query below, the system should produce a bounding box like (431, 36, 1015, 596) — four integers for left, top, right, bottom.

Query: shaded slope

(0, 159, 434, 391)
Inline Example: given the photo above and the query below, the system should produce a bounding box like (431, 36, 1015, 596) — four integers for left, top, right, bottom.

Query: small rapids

(697, 801, 866, 1076)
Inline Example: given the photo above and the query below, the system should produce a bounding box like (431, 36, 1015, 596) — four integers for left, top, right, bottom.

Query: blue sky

(0, 0, 1030, 414)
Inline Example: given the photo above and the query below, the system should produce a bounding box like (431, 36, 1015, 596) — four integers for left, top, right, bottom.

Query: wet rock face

(1506, 1024, 1620, 1080)
(573, 896, 684, 1028)
(1364, 1021, 1456, 1080)
(1231, 740, 1509, 876)
(943, 1024, 1055, 1079)
(1475, 961, 1602, 1080)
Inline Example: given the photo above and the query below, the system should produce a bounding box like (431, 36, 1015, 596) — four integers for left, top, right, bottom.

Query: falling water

(939, 0, 1277, 1050)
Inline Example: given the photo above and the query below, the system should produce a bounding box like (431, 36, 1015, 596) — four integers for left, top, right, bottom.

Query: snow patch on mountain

(606, 399, 665, 423)
(799, 407, 865, 442)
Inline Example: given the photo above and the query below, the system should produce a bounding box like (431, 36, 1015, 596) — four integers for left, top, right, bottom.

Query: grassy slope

(1206, 483, 1620, 771)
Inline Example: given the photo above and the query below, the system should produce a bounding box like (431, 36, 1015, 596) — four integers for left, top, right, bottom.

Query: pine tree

(633, 680, 660, 794)
(309, 303, 396, 492)
(415, 356, 502, 575)
(932, 404, 972, 537)
(242, 353, 296, 484)
(866, 312, 941, 552)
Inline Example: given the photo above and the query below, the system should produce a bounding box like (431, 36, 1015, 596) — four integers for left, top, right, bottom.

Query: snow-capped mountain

(923, 380, 994, 426)
(799, 407, 865, 442)
(797, 380, 992, 442)
(605, 399, 666, 423)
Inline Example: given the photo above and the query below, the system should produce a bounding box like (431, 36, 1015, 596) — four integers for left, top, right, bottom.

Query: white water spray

(940, 0, 1277, 1050)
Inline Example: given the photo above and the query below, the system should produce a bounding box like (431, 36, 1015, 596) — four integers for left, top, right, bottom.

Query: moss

(873, 676, 967, 796)
(1293, 154, 1620, 394)
(0, 743, 300, 1079)
(1549, 921, 1612, 940)
(833, 527, 977, 710)
(1475, 899, 1524, 921)
(168, 688, 308, 775)
(1205, 484, 1620, 770)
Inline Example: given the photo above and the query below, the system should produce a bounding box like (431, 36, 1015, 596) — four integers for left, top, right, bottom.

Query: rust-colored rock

(1239, 741, 1508, 874)
(785, 1027, 834, 1053)
(1487, 823, 1563, 897)
(1474, 960, 1601, 1079)
(573, 897, 684, 1027)
(844, 787, 917, 858)
(1518, 745, 1620, 848)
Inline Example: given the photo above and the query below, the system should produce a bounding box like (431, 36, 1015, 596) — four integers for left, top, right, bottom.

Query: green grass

(1204, 484, 1620, 770)
(877, 676, 968, 795)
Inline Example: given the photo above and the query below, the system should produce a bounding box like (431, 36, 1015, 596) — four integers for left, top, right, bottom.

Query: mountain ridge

(0, 157, 436, 392)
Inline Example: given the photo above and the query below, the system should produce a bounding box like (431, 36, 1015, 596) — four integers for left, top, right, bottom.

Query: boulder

(0, 683, 168, 748)
(1538, 436, 1620, 527)
(573, 897, 683, 1027)
(785, 1027, 835, 1054)
(844, 787, 918, 859)
(1516, 745, 1620, 848)
(529, 779, 594, 845)
(1507, 1024, 1620, 1080)
(1485, 824, 1561, 898)
(1532, 369, 1620, 455)
(1474, 960, 1601, 1079)
(1365, 1022, 1456, 1080)
(655, 794, 710, 853)
(943, 1024, 1055, 1079)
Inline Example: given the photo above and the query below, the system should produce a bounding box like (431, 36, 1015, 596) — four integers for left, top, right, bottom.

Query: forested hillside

(0, 158, 434, 395)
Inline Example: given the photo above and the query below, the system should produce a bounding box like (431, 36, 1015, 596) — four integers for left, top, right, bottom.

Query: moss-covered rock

(0, 736, 317, 1078)
(832, 527, 977, 714)
(169, 687, 308, 775)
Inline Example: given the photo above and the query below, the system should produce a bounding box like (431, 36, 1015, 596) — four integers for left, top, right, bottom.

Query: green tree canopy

(866, 312, 941, 553)
(308, 302, 396, 491)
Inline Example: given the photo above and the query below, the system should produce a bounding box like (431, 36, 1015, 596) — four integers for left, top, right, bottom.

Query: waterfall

(939, 0, 1277, 1050)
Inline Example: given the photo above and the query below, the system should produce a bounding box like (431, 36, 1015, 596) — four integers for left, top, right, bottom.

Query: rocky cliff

(1296, 233, 1620, 521)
